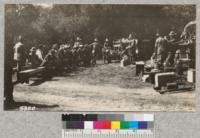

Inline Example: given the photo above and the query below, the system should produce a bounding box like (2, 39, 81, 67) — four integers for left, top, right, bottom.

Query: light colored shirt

(13, 42, 24, 61)
(36, 49, 44, 61)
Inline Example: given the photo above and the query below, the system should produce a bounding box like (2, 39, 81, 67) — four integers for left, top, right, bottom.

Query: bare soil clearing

(14, 61, 195, 111)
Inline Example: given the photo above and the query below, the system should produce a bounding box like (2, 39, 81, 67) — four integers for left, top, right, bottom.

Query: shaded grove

(5, 4, 195, 47)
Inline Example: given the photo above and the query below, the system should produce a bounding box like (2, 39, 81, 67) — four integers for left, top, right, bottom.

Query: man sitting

(29, 47, 42, 67)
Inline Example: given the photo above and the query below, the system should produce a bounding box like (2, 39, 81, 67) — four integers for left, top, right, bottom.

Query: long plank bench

(17, 67, 45, 83)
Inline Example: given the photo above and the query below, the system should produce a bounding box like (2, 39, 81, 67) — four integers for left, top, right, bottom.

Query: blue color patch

(138, 121, 147, 129)
(129, 121, 138, 129)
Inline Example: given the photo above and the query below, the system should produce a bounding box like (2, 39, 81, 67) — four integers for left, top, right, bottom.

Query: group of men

(151, 30, 195, 73)
(120, 33, 139, 65)
(13, 29, 195, 78)
(13, 36, 113, 77)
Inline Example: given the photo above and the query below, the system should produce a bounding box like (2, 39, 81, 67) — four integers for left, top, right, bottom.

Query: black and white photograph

(4, 4, 196, 111)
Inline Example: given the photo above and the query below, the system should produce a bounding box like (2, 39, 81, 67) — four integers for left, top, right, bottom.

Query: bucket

(187, 69, 195, 83)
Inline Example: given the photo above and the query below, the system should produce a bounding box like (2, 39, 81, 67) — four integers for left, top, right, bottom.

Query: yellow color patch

(111, 121, 120, 129)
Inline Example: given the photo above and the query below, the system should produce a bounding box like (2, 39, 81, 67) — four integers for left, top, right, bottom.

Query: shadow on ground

(29, 77, 60, 86)
(4, 101, 59, 111)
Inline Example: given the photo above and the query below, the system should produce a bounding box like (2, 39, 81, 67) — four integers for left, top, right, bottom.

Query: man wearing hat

(51, 43, 61, 74)
(166, 30, 178, 65)
(152, 35, 168, 70)
(102, 38, 112, 63)
(51, 43, 60, 62)
(64, 44, 73, 69)
(156, 32, 160, 38)
(128, 33, 133, 40)
(71, 46, 78, 67)
(13, 35, 27, 71)
(89, 38, 102, 65)
(77, 44, 85, 66)
(72, 37, 82, 66)
(127, 33, 135, 64)
(41, 49, 56, 78)
(52, 43, 59, 51)
(168, 31, 177, 43)
(132, 33, 139, 61)
(58, 44, 66, 60)
(57, 44, 66, 72)
(29, 47, 42, 67)
(104, 38, 110, 48)
(151, 32, 161, 60)
(73, 37, 82, 48)
(36, 44, 45, 61)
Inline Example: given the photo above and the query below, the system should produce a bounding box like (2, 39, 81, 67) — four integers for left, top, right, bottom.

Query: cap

(30, 47, 36, 52)
(128, 34, 133, 39)
(79, 44, 84, 48)
(76, 37, 82, 41)
(169, 31, 177, 36)
(94, 38, 98, 42)
(52, 43, 58, 49)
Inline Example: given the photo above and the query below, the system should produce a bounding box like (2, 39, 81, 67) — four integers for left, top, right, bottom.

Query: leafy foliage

(5, 4, 196, 49)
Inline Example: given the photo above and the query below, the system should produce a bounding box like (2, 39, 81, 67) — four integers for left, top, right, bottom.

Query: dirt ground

(13, 60, 195, 111)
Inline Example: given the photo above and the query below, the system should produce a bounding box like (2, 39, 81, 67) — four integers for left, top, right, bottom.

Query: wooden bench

(17, 67, 45, 83)
(143, 69, 161, 84)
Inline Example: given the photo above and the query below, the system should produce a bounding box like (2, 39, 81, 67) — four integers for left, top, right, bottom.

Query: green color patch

(120, 121, 129, 129)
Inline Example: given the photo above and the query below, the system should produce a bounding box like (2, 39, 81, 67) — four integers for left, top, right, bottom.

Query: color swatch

(62, 114, 154, 130)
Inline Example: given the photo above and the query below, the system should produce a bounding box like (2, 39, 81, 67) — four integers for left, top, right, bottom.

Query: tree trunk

(4, 32, 14, 110)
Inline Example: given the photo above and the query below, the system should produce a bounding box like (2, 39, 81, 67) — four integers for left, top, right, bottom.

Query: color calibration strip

(62, 114, 154, 138)
(63, 121, 153, 130)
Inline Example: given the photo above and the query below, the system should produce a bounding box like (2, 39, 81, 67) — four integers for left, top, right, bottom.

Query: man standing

(13, 35, 26, 72)
(132, 33, 139, 61)
(73, 37, 82, 48)
(102, 38, 111, 63)
(51, 43, 61, 74)
(72, 37, 82, 67)
(36, 44, 45, 61)
(90, 38, 102, 65)
(77, 44, 84, 66)
(103, 38, 111, 49)
(165, 31, 178, 66)
(152, 35, 168, 69)
(41, 49, 56, 78)
(127, 34, 135, 64)
(13, 35, 27, 82)
(63, 45, 73, 70)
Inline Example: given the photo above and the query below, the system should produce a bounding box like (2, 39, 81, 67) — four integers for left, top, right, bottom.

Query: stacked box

(187, 69, 195, 83)
(155, 72, 176, 88)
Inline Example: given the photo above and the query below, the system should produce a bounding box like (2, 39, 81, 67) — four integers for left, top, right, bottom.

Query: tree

(161, 5, 196, 33)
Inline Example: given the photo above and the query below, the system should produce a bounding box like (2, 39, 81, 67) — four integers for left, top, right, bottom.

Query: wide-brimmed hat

(94, 38, 98, 42)
(175, 49, 181, 54)
(38, 44, 44, 49)
(156, 33, 160, 37)
(128, 34, 133, 39)
(169, 31, 177, 36)
(50, 49, 56, 54)
(30, 47, 36, 52)
(73, 45, 78, 49)
(52, 43, 58, 49)
(76, 37, 82, 41)
(60, 44, 65, 48)
(191, 35, 196, 40)
(79, 44, 84, 48)
(64, 45, 70, 49)
(126, 46, 130, 49)
(18, 35, 23, 42)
